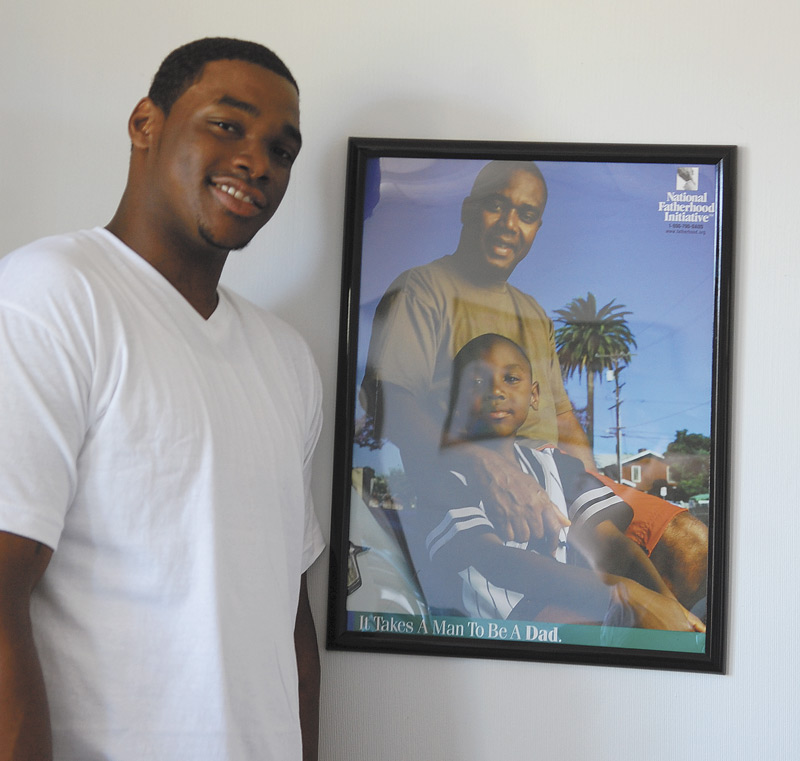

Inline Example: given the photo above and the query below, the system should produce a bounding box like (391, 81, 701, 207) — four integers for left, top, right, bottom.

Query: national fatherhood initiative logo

(658, 167, 716, 224)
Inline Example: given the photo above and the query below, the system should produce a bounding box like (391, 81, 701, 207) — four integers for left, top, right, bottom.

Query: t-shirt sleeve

(301, 343, 326, 572)
(554, 449, 633, 532)
(359, 271, 441, 426)
(415, 471, 495, 565)
(0, 296, 91, 550)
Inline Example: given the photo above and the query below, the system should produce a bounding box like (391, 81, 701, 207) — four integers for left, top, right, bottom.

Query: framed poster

(326, 138, 734, 673)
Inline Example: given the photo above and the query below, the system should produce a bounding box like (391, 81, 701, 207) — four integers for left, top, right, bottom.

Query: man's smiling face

(461, 169, 545, 283)
(141, 58, 301, 254)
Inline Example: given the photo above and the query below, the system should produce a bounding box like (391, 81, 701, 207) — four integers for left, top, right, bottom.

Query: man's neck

(106, 212, 228, 320)
(451, 245, 510, 290)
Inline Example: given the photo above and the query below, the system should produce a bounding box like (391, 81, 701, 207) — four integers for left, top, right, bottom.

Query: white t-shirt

(0, 229, 324, 760)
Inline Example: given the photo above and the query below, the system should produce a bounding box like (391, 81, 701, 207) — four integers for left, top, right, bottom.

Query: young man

(409, 333, 703, 631)
(0, 38, 322, 761)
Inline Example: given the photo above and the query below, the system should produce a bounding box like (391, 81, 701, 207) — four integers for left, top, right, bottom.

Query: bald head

(467, 160, 548, 209)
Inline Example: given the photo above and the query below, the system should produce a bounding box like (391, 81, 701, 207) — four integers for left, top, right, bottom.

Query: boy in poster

(404, 333, 703, 632)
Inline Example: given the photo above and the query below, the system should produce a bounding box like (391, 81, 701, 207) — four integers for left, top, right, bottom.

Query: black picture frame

(326, 138, 734, 673)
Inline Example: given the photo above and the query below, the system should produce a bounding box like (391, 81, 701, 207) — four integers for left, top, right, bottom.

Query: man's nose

(234, 143, 270, 182)
(500, 207, 519, 230)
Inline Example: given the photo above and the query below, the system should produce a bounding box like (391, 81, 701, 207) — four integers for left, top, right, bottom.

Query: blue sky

(353, 156, 720, 458)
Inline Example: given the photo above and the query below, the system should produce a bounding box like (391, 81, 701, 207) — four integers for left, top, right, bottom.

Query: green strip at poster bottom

(348, 611, 705, 653)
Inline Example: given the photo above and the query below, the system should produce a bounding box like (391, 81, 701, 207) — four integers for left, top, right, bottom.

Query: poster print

(327, 139, 734, 672)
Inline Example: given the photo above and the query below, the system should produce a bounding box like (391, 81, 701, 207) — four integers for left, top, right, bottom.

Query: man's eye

(505, 375, 520, 384)
(211, 121, 240, 135)
(519, 210, 541, 224)
(272, 145, 297, 166)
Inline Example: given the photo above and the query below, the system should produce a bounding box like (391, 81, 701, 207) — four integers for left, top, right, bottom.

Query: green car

(688, 493, 710, 524)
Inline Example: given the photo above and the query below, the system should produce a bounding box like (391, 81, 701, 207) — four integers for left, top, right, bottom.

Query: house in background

(596, 449, 673, 493)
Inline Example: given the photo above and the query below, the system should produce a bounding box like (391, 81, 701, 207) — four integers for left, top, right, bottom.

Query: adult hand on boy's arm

(454, 443, 570, 546)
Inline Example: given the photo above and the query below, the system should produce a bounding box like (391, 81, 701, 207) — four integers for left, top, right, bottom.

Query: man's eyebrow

(283, 122, 302, 147)
(215, 94, 302, 146)
(217, 94, 260, 116)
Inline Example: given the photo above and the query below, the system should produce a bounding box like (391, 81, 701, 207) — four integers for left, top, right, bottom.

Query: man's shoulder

(0, 228, 122, 311)
(2, 228, 111, 267)
(1, 228, 128, 286)
(380, 255, 480, 311)
(384, 255, 456, 289)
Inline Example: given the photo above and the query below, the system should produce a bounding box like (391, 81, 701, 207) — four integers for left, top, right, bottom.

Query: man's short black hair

(148, 37, 298, 115)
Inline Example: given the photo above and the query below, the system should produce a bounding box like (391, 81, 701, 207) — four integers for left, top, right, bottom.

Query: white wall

(2, 1, 797, 758)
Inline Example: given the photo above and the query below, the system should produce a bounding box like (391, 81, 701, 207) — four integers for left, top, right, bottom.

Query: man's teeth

(217, 184, 254, 204)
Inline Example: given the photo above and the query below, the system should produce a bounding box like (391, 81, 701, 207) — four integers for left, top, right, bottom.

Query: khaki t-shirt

(362, 255, 572, 447)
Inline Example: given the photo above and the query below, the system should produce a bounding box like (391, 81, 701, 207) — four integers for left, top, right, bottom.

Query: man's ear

(530, 381, 540, 411)
(460, 197, 473, 226)
(128, 97, 163, 150)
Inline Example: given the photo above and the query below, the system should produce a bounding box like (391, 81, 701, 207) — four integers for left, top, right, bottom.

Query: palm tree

(553, 293, 637, 448)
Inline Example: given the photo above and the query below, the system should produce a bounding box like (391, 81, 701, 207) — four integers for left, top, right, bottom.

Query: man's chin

(198, 224, 257, 252)
(480, 258, 517, 281)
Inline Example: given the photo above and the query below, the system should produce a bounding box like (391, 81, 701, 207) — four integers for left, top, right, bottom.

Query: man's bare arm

(569, 519, 675, 597)
(0, 530, 53, 761)
(380, 382, 568, 544)
(555, 409, 596, 472)
(450, 443, 569, 546)
(294, 573, 319, 761)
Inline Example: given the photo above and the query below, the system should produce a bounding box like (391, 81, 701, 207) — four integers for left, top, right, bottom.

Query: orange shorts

(596, 475, 686, 555)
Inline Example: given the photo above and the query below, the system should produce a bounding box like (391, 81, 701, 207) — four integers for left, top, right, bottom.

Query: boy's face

(458, 341, 539, 440)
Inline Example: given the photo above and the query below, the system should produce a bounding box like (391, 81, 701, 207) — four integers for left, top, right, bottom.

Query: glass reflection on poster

(327, 138, 734, 673)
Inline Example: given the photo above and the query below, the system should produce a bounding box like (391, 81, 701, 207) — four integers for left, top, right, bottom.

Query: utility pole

(606, 356, 625, 483)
